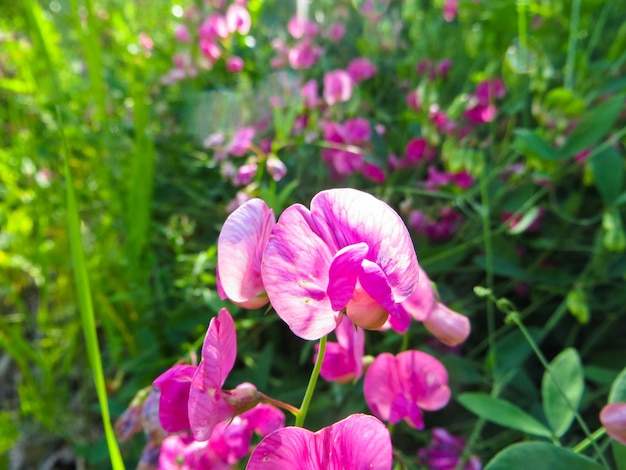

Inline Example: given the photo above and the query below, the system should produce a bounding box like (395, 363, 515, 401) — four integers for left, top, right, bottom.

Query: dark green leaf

(485, 442, 605, 470)
(590, 146, 624, 205)
(559, 94, 624, 158)
(457, 393, 552, 437)
(513, 129, 559, 160)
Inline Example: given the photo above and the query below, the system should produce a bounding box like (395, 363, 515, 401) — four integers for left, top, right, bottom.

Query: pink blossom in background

(443, 0, 459, 22)
(364, 350, 450, 429)
(199, 39, 221, 63)
(418, 428, 483, 470)
(464, 78, 506, 124)
(175, 24, 191, 43)
(429, 104, 457, 134)
(401, 266, 435, 322)
(475, 78, 506, 102)
(226, 190, 254, 213)
(288, 39, 322, 69)
(246, 414, 393, 469)
(416, 59, 433, 76)
(425, 167, 474, 191)
(287, 16, 319, 39)
(347, 57, 377, 82)
(424, 303, 471, 347)
(199, 13, 229, 41)
(266, 155, 287, 181)
(301, 79, 319, 108)
(228, 126, 255, 156)
(261, 188, 419, 339)
(464, 103, 497, 124)
(363, 162, 386, 184)
(217, 199, 275, 308)
(436, 59, 453, 78)
(226, 56, 244, 73)
(270, 38, 288, 68)
(323, 69, 353, 105)
(226, 4, 251, 35)
(321, 119, 370, 178)
(327, 22, 346, 42)
(406, 88, 421, 110)
(315, 316, 365, 383)
(403, 137, 434, 167)
(159, 433, 229, 470)
(600, 403, 626, 446)
(233, 162, 257, 186)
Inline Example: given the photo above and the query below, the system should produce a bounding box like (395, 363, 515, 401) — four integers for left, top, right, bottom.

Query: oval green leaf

(541, 348, 585, 437)
(457, 393, 552, 437)
(590, 146, 624, 205)
(485, 442, 605, 470)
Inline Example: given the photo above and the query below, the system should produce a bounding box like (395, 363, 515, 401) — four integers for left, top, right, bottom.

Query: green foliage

(485, 442, 605, 470)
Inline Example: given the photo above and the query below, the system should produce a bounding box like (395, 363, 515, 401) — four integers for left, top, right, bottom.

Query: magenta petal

(327, 242, 369, 311)
(262, 204, 339, 340)
(246, 414, 392, 469)
(402, 266, 435, 322)
(424, 302, 471, 347)
(397, 350, 450, 411)
(218, 198, 275, 308)
(600, 403, 626, 446)
(241, 403, 285, 437)
(153, 364, 196, 433)
(311, 189, 419, 303)
(364, 353, 401, 423)
(359, 259, 410, 333)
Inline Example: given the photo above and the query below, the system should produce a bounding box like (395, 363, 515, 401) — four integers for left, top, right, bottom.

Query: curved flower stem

(259, 392, 301, 417)
(295, 335, 327, 427)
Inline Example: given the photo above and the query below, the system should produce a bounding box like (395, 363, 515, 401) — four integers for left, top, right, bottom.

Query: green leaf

(513, 129, 559, 160)
(485, 442, 605, 470)
(558, 94, 624, 158)
(612, 441, 626, 470)
(457, 393, 552, 437)
(590, 146, 624, 205)
(608, 366, 626, 403)
(541, 348, 585, 437)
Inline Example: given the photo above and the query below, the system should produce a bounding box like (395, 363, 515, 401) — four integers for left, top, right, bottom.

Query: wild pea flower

(217, 199, 275, 308)
(315, 316, 365, 383)
(327, 22, 346, 42)
(301, 79, 319, 108)
(266, 155, 287, 181)
(199, 13, 229, 41)
(363, 162, 387, 184)
(287, 16, 319, 39)
(321, 118, 371, 178)
(364, 350, 450, 429)
(228, 126, 255, 157)
(406, 87, 421, 110)
(153, 364, 197, 433)
(418, 427, 482, 470)
(226, 56, 244, 73)
(234, 162, 257, 186)
(225, 3, 251, 35)
(261, 188, 419, 340)
(246, 413, 393, 469)
(288, 39, 322, 70)
(175, 24, 191, 43)
(600, 403, 626, 445)
(323, 69, 353, 105)
(443, 0, 459, 22)
(396, 137, 434, 168)
(347, 58, 377, 83)
(464, 78, 506, 124)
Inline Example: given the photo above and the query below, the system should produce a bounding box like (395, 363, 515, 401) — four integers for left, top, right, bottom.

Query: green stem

(564, 0, 581, 90)
(259, 393, 301, 417)
(295, 335, 327, 427)
(573, 427, 607, 454)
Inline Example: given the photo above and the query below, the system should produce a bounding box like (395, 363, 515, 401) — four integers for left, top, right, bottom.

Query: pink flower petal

(402, 266, 435, 322)
(218, 199, 275, 308)
(423, 303, 471, 347)
(246, 414, 392, 469)
(153, 364, 196, 433)
(600, 403, 626, 446)
(397, 351, 450, 411)
(327, 242, 369, 311)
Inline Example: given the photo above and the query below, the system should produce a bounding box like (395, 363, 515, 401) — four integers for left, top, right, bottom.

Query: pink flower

(175, 24, 191, 43)
(234, 162, 257, 186)
(327, 22, 346, 42)
(226, 4, 251, 35)
(600, 403, 626, 446)
(364, 350, 450, 429)
(226, 56, 244, 73)
(436, 59, 453, 78)
(316, 317, 365, 383)
(266, 155, 287, 181)
(321, 119, 370, 178)
(153, 364, 196, 433)
(423, 303, 471, 347)
(443, 0, 459, 22)
(347, 58, 377, 82)
(418, 428, 483, 470)
(188, 309, 261, 441)
(288, 39, 322, 69)
(217, 199, 275, 308)
(199, 39, 221, 63)
(406, 88, 421, 110)
(403, 138, 434, 166)
(228, 126, 255, 156)
(323, 69, 353, 105)
(246, 414, 393, 469)
(363, 162, 386, 184)
(199, 13, 229, 41)
(301, 79, 319, 108)
(261, 188, 419, 340)
(287, 16, 319, 39)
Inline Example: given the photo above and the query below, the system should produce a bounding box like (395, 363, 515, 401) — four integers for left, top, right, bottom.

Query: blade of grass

(59, 110, 125, 470)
